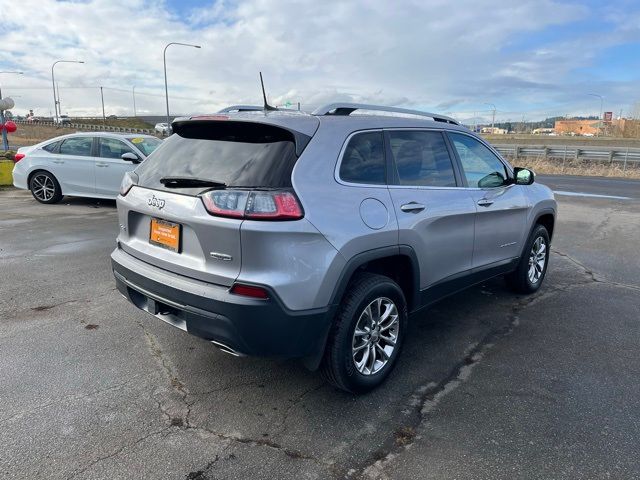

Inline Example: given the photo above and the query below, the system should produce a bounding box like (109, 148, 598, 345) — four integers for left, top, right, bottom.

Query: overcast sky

(1, 0, 639, 123)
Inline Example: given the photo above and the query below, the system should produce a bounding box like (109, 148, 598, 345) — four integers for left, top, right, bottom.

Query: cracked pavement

(1, 177, 639, 479)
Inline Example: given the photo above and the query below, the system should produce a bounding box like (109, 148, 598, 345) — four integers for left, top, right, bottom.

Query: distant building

(532, 128, 555, 135)
(554, 119, 600, 136)
(480, 127, 507, 134)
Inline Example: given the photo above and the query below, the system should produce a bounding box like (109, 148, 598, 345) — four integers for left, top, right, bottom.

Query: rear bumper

(111, 247, 333, 359)
(11, 163, 27, 190)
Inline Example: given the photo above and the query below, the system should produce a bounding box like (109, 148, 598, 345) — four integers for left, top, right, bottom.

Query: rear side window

(59, 137, 93, 156)
(42, 141, 60, 153)
(339, 131, 385, 185)
(388, 131, 456, 187)
(135, 122, 305, 193)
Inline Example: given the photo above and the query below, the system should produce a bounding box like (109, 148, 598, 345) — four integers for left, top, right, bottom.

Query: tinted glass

(449, 133, 508, 188)
(339, 131, 385, 184)
(59, 137, 93, 156)
(135, 122, 304, 194)
(99, 138, 133, 159)
(389, 131, 456, 187)
(42, 141, 60, 153)
(126, 137, 162, 156)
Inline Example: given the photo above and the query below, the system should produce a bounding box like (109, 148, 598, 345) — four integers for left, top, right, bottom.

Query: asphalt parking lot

(1, 176, 639, 480)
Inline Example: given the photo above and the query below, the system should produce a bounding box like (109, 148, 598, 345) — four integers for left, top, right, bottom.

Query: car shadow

(149, 273, 534, 464)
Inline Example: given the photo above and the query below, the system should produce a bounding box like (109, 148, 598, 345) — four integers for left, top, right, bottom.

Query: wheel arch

(534, 210, 555, 241)
(27, 168, 59, 188)
(304, 246, 419, 372)
(328, 246, 420, 313)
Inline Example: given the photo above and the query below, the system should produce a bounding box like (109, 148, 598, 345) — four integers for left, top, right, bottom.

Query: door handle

(477, 198, 494, 207)
(96, 163, 108, 167)
(400, 202, 426, 213)
(52, 160, 64, 164)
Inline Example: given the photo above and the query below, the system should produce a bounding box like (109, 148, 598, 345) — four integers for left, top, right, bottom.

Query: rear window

(135, 121, 304, 193)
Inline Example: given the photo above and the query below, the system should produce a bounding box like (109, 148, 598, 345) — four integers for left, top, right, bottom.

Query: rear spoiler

(170, 118, 313, 157)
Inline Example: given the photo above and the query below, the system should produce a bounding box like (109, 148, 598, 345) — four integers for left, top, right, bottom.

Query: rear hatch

(117, 115, 318, 286)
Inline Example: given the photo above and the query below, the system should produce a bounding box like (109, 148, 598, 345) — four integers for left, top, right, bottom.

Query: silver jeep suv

(111, 103, 556, 393)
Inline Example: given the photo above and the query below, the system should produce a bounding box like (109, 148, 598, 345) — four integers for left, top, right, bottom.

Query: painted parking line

(553, 190, 633, 200)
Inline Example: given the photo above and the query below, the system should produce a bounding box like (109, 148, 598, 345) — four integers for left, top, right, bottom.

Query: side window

(388, 131, 456, 187)
(99, 138, 134, 159)
(339, 131, 385, 185)
(42, 141, 60, 153)
(59, 137, 93, 157)
(449, 133, 508, 188)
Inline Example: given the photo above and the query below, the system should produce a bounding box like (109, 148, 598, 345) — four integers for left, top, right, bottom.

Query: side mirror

(514, 167, 535, 185)
(121, 152, 141, 164)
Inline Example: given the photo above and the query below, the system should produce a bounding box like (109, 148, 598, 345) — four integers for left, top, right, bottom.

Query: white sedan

(12, 132, 162, 203)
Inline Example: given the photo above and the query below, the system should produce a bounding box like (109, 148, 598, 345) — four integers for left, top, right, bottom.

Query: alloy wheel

(528, 236, 547, 284)
(31, 174, 56, 202)
(352, 297, 400, 375)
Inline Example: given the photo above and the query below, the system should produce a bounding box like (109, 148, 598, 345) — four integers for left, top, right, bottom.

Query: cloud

(0, 0, 637, 121)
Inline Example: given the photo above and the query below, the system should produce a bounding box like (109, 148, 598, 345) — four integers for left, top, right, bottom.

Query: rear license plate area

(149, 218, 181, 252)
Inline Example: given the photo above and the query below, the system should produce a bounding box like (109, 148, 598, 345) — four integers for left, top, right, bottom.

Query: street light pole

(100, 86, 106, 125)
(163, 42, 201, 132)
(51, 60, 84, 123)
(132, 85, 137, 117)
(485, 103, 496, 132)
(588, 93, 604, 137)
(0, 71, 23, 151)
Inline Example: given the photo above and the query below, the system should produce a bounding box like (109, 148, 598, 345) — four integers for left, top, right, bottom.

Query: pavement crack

(553, 249, 640, 292)
(350, 287, 559, 480)
(183, 424, 328, 476)
(65, 426, 172, 480)
(0, 376, 143, 425)
(270, 382, 325, 436)
(137, 320, 194, 428)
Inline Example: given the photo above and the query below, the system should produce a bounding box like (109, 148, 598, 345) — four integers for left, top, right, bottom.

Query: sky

(0, 0, 639, 124)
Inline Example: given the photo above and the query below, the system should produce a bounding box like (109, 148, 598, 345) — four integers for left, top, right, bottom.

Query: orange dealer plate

(149, 218, 181, 252)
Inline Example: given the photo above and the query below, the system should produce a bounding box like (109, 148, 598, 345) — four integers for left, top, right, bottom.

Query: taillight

(120, 171, 139, 196)
(13, 153, 25, 162)
(201, 190, 303, 220)
(230, 283, 269, 299)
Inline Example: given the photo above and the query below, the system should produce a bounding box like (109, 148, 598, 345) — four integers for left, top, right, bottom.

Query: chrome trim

(210, 340, 246, 357)
(210, 252, 233, 261)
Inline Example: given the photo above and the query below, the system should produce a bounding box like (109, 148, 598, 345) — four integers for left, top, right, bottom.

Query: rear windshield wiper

(159, 176, 226, 189)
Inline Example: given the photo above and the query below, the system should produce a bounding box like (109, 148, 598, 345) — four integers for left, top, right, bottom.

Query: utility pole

(587, 93, 603, 137)
(56, 82, 62, 117)
(485, 103, 496, 133)
(51, 60, 84, 123)
(100, 86, 106, 125)
(132, 85, 137, 117)
(164, 42, 202, 133)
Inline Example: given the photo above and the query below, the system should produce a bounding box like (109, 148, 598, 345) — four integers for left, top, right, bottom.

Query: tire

(321, 272, 408, 394)
(29, 171, 63, 204)
(505, 224, 550, 294)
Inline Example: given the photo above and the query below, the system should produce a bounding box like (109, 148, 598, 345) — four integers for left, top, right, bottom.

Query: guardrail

(493, 144, 640, 167)
(13, 119, 156, 135)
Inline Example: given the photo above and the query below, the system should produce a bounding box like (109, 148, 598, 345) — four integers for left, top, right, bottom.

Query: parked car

(12, 132, 162, 203)
(155, 123, 170, 135)
(112, 103, 556, 393)
(55, 115, 71, 125)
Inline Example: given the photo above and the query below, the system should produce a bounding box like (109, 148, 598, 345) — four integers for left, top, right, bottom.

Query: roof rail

(218, 105, 264, 113)
(311, 103, 459, 125)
